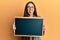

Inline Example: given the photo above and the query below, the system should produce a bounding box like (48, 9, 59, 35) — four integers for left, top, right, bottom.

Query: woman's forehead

(28, 3, 34, 7)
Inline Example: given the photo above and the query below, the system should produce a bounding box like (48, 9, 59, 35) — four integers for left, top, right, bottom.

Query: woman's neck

(29, 13, 33, 17)
(29, 15, 33, 17)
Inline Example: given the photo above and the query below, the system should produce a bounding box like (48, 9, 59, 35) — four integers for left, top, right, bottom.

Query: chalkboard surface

(15, 17, 43, 37)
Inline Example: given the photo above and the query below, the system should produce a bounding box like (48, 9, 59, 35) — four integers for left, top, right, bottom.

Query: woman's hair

(24, 1, 38, 17)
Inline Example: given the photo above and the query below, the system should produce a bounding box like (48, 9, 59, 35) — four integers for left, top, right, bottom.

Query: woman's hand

(42, 25, 46, 35)
(13, 23, 16, 33)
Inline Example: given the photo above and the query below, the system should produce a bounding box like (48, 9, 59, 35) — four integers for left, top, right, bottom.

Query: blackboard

(15, 17, 43, 37)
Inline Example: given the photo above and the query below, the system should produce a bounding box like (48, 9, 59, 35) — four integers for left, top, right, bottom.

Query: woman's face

(27, 3, 34, 16)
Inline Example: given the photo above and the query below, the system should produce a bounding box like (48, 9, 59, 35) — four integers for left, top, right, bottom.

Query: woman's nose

(29, 8, 31, 10)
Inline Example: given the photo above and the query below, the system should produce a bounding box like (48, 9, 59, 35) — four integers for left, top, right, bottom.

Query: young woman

(13, 1, 45, 40)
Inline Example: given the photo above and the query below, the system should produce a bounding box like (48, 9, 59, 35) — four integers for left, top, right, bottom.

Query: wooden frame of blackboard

(14, 17, 43, 37)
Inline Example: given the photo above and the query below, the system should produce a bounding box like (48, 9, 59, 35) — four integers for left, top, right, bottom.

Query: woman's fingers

(42, 25, 46, 31)
(13, 23, 16, 33)
(42, 25, 46, 35)
(13, 24, 16, 30)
